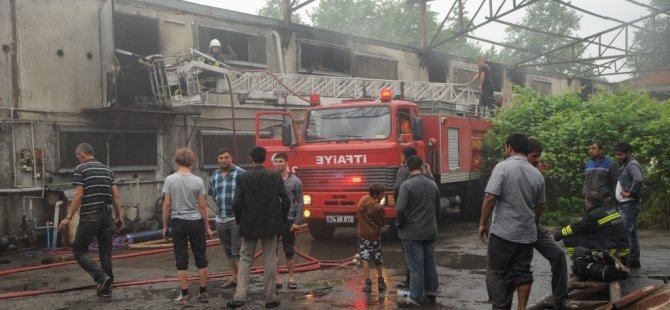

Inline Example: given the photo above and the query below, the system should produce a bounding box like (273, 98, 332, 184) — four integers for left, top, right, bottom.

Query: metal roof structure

(279, 0, 669, 79)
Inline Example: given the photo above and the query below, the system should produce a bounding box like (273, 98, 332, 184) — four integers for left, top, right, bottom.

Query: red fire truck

(256, 89, 491, 239)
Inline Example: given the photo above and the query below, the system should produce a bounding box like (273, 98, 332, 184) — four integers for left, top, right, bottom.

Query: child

(357, 183, 387, 293)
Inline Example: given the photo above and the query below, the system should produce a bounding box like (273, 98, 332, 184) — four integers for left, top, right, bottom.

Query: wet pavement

(1, 218, 669, 309)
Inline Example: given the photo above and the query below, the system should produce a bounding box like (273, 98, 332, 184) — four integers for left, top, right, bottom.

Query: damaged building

(0, 0, 614, 239)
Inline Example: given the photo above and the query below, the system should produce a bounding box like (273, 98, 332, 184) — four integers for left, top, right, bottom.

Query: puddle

(436, 252, 486, 270)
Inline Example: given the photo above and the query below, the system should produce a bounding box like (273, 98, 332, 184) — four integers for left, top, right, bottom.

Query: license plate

(326, 215, 355, 224)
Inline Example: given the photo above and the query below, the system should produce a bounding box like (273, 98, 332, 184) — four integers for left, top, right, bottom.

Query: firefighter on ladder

(201, 38, 233, 92)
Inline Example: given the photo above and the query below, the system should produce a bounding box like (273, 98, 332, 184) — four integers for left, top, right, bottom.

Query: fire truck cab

(256, 90, 491, 239)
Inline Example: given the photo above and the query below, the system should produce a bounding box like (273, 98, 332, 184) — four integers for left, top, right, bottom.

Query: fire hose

(0, 227, 356, 299)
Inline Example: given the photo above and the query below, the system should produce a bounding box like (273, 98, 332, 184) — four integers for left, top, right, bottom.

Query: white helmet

(209, 39, 221, 48)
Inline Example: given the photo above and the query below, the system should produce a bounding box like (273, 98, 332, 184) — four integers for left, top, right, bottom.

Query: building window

(530, 79, 552, 95)
(198, 130, 257, 170)
(353, 52, 397, 80)
(58, 129, 157, 172)
(198, 26, 267, 67)
(299, 39, 352, 76)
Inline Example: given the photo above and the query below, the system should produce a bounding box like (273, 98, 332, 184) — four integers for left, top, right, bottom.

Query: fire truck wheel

(307, 220, 335, 239)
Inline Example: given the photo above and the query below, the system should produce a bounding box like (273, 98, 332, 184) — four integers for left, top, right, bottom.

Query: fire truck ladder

(146, 49, 490, 117)
(229, 72, 486, 116)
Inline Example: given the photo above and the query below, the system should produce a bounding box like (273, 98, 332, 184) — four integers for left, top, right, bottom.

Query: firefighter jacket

(554, 202, 629, 252)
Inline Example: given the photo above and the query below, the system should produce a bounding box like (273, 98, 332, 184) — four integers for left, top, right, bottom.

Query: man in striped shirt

(209, 147, 244, 288)
(59, 143, 123, 298)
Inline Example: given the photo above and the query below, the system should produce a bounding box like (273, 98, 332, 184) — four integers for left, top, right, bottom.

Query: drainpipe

(271, 31, 285, 74)
(10, 0, 21, 108)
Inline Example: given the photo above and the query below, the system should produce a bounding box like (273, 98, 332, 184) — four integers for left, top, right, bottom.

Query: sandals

(221, 280, 237, 289)
(275, 283, 283, 289)
(288, 282, 298, 290)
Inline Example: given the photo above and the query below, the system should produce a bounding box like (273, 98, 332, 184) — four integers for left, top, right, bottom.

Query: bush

(482, 85, 670, 229)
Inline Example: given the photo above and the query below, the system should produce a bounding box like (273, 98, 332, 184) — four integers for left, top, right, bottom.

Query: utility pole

(406, 0, 434, 50)
(282, 0, 291, 28)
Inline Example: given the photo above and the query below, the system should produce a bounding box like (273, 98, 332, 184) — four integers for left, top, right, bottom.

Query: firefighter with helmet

(207, 39, 226, 64)
(200, 38, 228, 91)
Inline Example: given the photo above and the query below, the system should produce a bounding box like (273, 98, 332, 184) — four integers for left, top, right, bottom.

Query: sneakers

(173, 294, 191, 305)
(197, 292, 209, 303)
(363, 279, 372, 293)
(96, 276, 112, 297)
(378, 277, 387, 291)
(398, 296, 421, 307)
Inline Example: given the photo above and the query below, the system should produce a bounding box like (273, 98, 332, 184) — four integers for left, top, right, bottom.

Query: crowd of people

(59, 132, 644, 308)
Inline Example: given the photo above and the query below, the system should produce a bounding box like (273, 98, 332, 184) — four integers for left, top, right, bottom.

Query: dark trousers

(402, 239, 438, 301)
(278, 222, 296, 260)
(533, 227, 569, 309)
(479, 87, 495, 115)
(486, 234, 534, 310)
(619, 201, 641, 263)
(172, 218, 208, 270)
(73, 211, 114, 284)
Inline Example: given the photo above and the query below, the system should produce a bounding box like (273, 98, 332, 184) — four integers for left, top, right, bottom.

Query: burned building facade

(0, 0, 614, 236)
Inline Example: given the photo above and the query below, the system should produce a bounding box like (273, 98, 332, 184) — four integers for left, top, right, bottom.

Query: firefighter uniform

(554, 202, 629, 260)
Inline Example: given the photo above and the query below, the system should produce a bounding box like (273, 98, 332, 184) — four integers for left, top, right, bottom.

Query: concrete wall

(0, 0, 11, 114)
(16, 0, 102, 112)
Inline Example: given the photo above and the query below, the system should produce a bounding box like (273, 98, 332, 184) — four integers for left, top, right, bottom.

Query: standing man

(393, 146, 434, 289)
(394, 147, 434, 201)
(527, 138, 571, 310)
(614, 142, 644, 268)
(209, 148, 244, 289)
(396, 156, 440, 306)
(273, 152, 304, 290)
(227, 147, 290, 309)
(58, 143, 123, 298)
(583, 141, 619, 201)
(478, 133, 546, 310)
(470, 56, 495, 117)
(162, 148, 215, 304)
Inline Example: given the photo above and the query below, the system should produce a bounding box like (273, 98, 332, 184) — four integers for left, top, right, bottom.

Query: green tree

(628, 0, 670, 73)
(483, 86, 670, 229)
(498, 0, 592, 75)
(307, 0, 481, 56)
(258, 0, 304, 24)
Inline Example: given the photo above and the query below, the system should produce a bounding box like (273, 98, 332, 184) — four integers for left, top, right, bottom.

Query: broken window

(511, 71, 526, 87)
(198, 130, 258, 170)
(299, 39, 352, 76)
(58, 129, 157, 171)
(198, 27, 267, 67)
(426, 56, 448, 83)
(353, 52, 397, 80)
(529, 79, 552, 95)
(114, 13, 160, 105)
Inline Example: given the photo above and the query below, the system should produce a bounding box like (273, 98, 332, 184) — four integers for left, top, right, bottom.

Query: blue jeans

(401, 239, 438, 301)
(73, 211, 114, 283)
(619, 201, 641, 262)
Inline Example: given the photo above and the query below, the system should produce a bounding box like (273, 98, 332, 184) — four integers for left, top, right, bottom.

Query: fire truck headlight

(303, 209, 311, 218)
(303, 194, 312, 206)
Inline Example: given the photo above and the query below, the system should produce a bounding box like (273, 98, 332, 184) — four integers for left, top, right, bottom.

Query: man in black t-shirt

(470, 57, 495, 117)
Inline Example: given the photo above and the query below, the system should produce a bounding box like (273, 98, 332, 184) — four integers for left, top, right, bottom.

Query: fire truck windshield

(305, 106, 391, 142)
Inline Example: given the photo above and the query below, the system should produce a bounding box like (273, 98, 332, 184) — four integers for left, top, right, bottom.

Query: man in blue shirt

(583, 141, 619, 201)
(209, 148, 244, 288)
